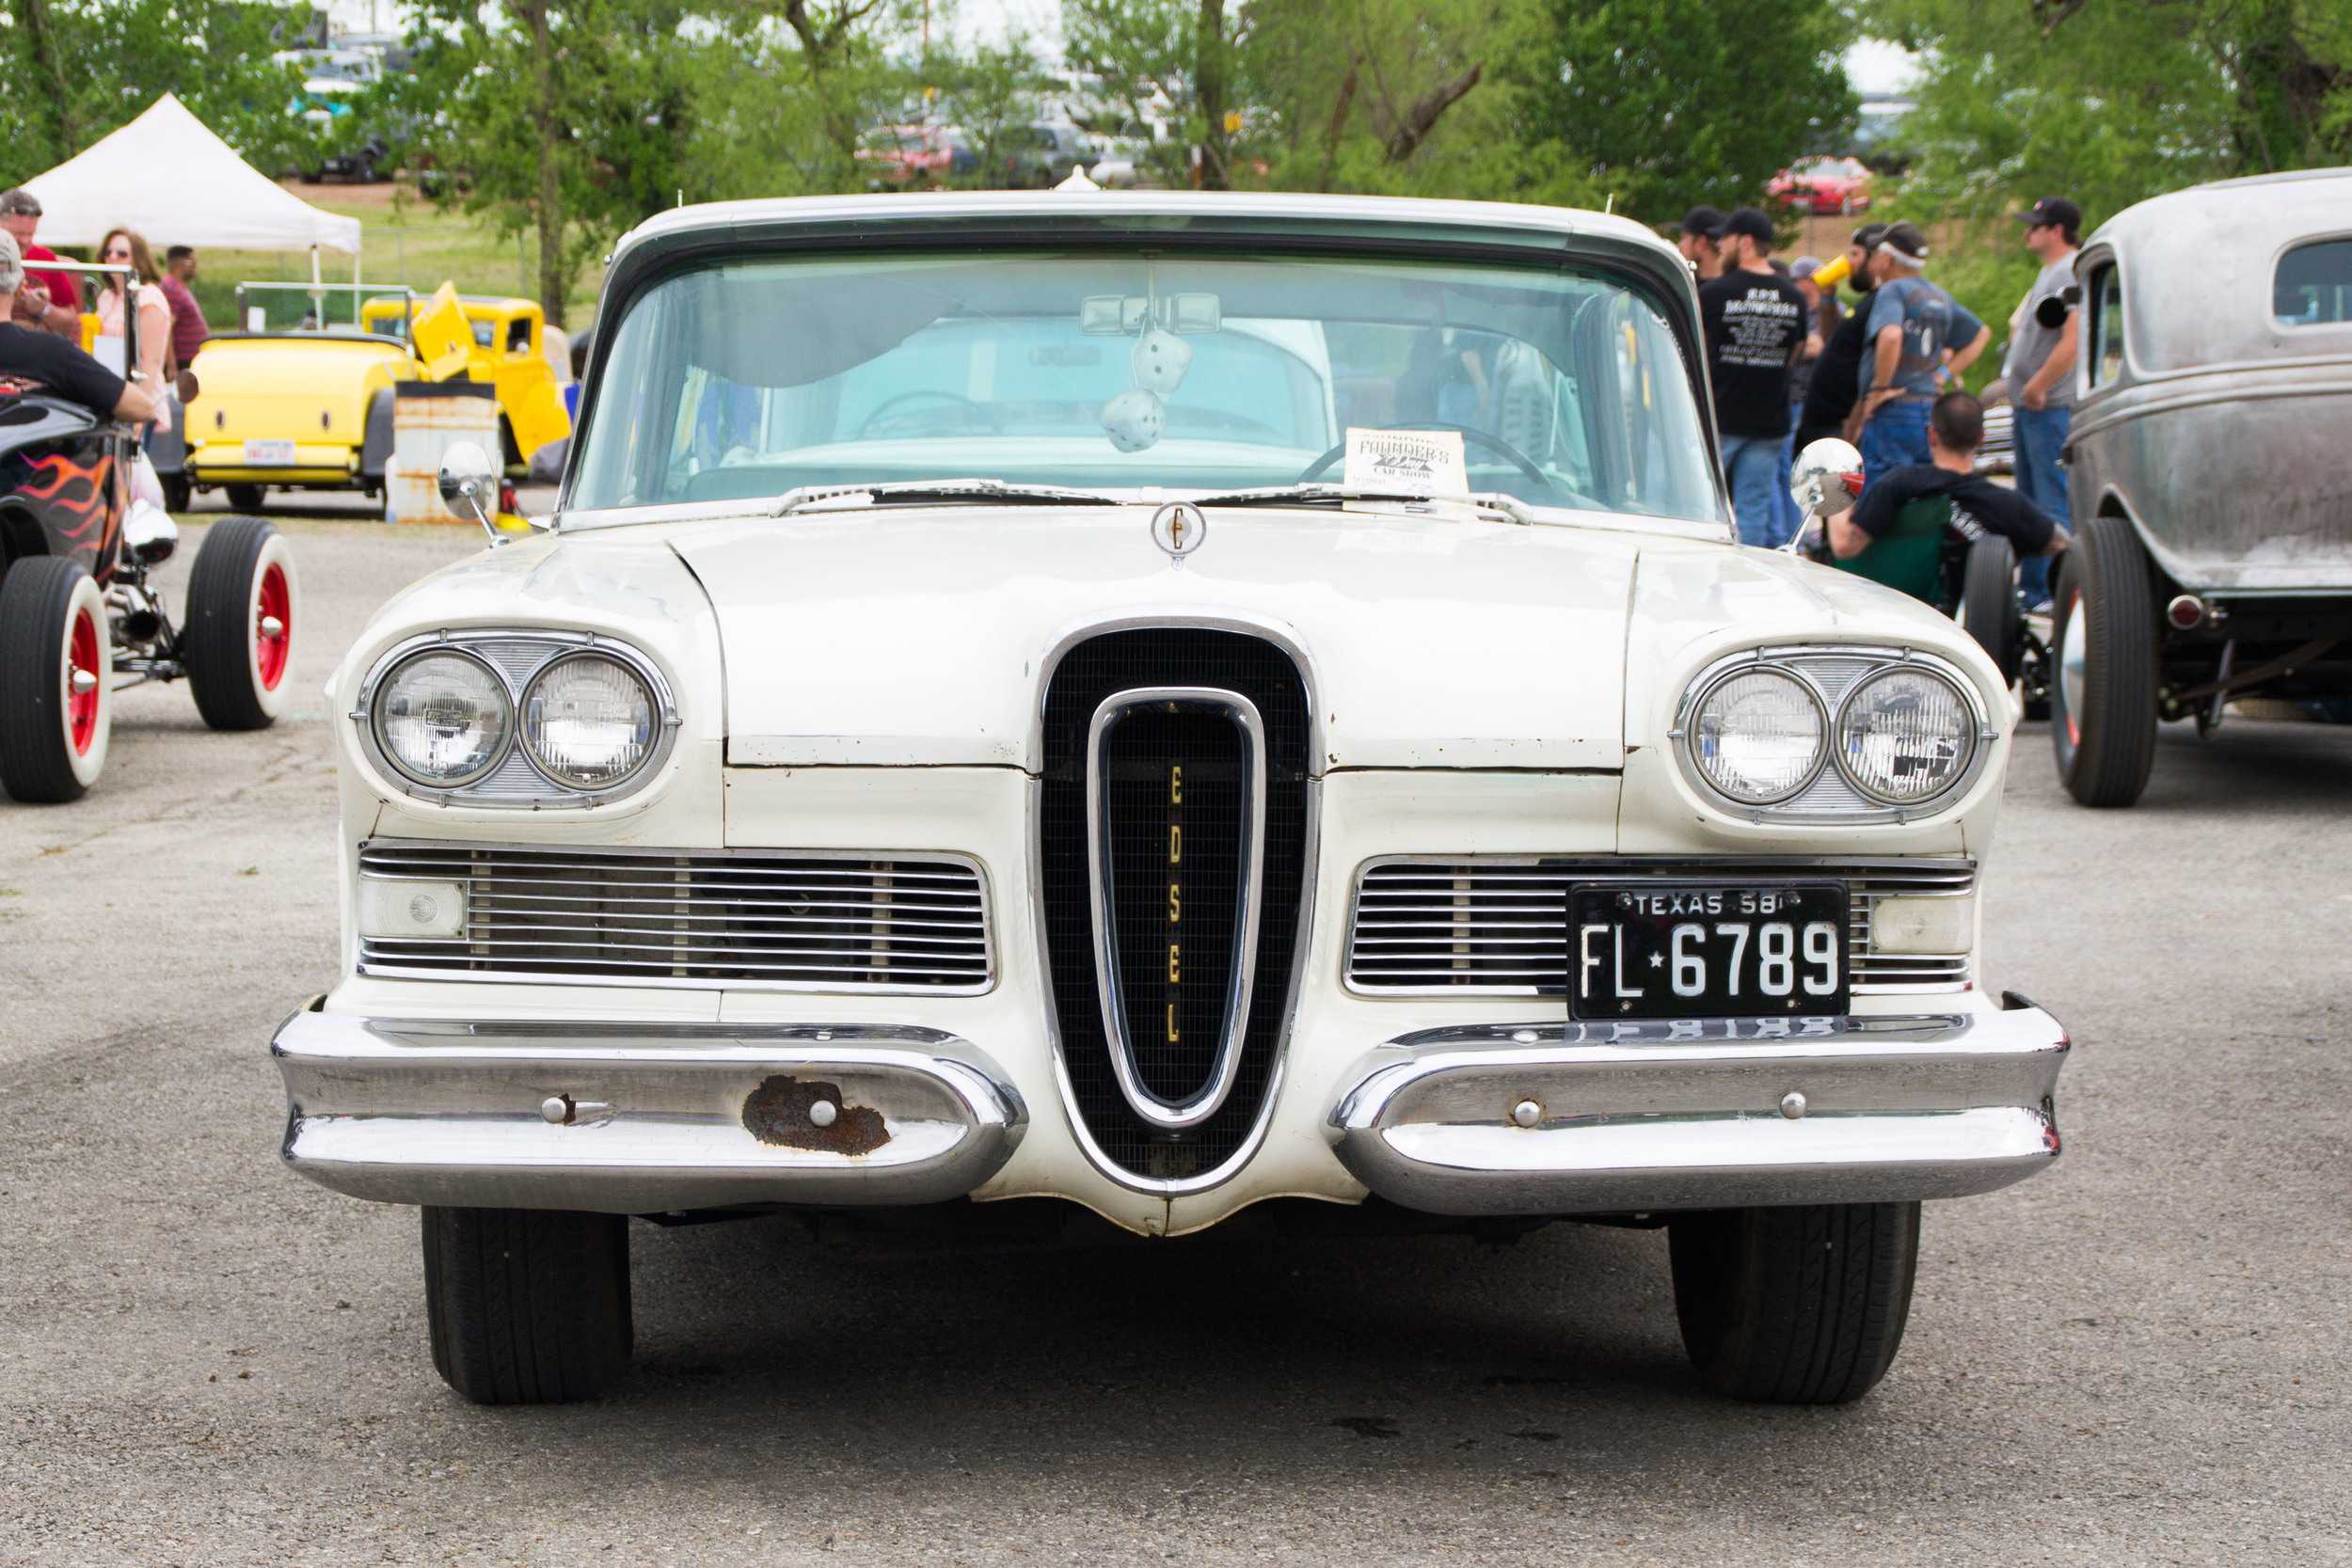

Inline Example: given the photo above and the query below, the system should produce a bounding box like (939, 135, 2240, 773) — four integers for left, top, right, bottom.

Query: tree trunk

(1196, 0, 1229, 189)
(11, 0, 79, 167)
(1318, 61, 1359, 192)
(1384, 64, 1482, 164)
(523, 0, 565, 326)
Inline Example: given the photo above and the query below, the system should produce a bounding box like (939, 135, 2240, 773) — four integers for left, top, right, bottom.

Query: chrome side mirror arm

(437, 441, 502, 546)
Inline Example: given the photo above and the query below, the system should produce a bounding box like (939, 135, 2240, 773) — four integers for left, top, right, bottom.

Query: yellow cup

(1808, 255, 1852, 289)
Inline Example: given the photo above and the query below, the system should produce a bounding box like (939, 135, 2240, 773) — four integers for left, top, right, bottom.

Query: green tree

(0, 0, 311, 187)
(401, 0, 708, 325)
(1516, 0, 1857, 224)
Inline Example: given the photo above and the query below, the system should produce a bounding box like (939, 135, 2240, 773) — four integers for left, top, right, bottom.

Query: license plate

(242, 438, 296, 465)
(1570, 883, 1849, 1020)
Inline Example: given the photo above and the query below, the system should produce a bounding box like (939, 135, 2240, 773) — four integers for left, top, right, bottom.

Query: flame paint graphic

(18, 451, 120, 568)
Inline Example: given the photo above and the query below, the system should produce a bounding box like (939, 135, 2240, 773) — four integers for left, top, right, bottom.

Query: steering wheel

(856, 389, 995, 439)
(1295, 421, 1558, 497)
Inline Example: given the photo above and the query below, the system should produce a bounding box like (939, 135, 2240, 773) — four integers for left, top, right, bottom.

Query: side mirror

(437, 440, 501, 544)
(2034, 294, 2074, 330)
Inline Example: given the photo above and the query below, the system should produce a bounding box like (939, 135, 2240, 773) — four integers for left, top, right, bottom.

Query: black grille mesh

(1041, 630, 1310, 1180)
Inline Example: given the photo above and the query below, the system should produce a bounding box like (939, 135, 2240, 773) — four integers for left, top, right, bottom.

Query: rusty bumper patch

(741, 1075, 891, 1155)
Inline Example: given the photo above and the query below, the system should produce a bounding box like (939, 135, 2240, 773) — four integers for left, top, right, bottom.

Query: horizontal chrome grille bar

(1345, 857, 1975, 997)
(357, 839, 993, 993)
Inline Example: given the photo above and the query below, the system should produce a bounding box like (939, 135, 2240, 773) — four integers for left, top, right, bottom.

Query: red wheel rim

(255, 562, 291, 691)
(67, 606, 100, 755)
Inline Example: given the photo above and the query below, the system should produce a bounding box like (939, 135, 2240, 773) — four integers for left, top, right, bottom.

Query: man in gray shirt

(2004, 196, 2083, 609)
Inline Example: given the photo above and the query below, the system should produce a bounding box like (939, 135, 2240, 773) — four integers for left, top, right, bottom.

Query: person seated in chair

(1820, 389, 2066, 603)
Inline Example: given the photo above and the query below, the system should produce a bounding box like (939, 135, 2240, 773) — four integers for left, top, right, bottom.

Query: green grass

(184, 185, 602, 331)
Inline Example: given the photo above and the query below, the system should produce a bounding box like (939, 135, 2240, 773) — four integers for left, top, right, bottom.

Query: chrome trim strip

(1085, 687, 1266, 1130)
(355, 838, 995, 996)
(349, 628, 682, 810)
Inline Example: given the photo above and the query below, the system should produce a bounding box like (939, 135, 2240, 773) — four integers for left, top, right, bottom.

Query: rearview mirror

(437, 441, 501, 544)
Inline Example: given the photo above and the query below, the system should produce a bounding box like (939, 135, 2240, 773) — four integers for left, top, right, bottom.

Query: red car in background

(855, 125, 975, 188)
(1770, 156, 1874, 214)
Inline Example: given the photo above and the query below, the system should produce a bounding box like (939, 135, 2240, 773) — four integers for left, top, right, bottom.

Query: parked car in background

(358, 285, 573, 467)
(280, 47, 396, 182)
(2049, 168, 2352, 804)
(1769, 157, 1874, 215)
(1088, 119, 1170, 188)
(274, 189, 2068, 1412)
(998, 121, 1097, 187)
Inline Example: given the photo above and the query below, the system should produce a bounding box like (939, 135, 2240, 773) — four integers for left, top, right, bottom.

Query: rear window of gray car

(2275, 238, 2352, 326)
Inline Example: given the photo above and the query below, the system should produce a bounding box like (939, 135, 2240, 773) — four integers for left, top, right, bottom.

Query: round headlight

(1836, 666, 1978, 804)
(521, 653, 657, 789)
(1689, 668, 1826, 803)
(373, 651, 510, 786)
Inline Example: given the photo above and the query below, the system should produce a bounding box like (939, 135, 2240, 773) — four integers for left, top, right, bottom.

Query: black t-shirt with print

(0, 322, 127, 414)
(1699, 269, 1810, 438)
(1851, 464, 2058, 554)
(1799, 293, 1873, 433)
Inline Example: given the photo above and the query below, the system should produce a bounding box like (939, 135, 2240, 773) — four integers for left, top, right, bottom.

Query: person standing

(1794, 222, 1887, 453)
(0, 231, 157, 422)
(2003, 197, 2082, 610)
(1699, 208, 1811, 546)
(1851, 222, 1990, 487)
(1676, 206, 1727, 282)
(0, 188, 83, 339)
(93, 230, 173, 436)
(159, 245, 210, 372)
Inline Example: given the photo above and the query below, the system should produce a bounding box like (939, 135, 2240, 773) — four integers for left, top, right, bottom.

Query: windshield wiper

(773, 478, 1123, 517)
(1188, 483, 1535, 526)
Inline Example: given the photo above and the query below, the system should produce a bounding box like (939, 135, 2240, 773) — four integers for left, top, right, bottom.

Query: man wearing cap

(2004, 197, 2083, 610)
(1852, 221, 1990, 487)
(1796, 222, 1888, 454)
(1676, 207, 1727, 282)
(0, 189, 83, 339)
(1698, 207, 1810, 546)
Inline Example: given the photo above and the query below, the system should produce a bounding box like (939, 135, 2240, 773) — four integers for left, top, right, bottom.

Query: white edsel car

(274, 192, 2069, 1406)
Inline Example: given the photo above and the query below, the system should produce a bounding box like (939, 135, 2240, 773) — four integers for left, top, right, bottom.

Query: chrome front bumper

(272, 1007, 1027, 1213)
(1326, 995, 2068, 1215)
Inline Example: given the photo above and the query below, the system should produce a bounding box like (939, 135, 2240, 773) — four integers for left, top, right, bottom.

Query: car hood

(664, 504, 1650, 772)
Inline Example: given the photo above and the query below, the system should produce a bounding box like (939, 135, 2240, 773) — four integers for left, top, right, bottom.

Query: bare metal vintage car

(272, 191, 2070, 1408)
(2052, 168, 2352, 805)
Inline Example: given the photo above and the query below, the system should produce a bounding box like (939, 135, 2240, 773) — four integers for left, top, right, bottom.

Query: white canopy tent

(20, 93, 361, 257)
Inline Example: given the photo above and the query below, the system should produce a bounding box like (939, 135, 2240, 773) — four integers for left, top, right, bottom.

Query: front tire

(422, 1206, 633, 1404)
(0, 557, 111, 802)
(2050, 514, 2158, 806)
(183, 516, 295, 731)
(224, 483, 266, 513)
(1959, 534, 2024, 686)
(1668, 1202, 1919, 1404)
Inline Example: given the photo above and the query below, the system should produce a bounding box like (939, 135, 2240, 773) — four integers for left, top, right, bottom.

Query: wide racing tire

(0, 557, 112, 802)
(183, 516, 296, 732)
(1668, 1202, 1920, 1404)
(2050, 513, 2158, 807)
(1958, 534, 2024, 686)
(423, 1206, 633, 1404)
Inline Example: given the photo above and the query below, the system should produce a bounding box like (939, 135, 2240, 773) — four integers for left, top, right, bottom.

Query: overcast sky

(324, 0, 1917, 95)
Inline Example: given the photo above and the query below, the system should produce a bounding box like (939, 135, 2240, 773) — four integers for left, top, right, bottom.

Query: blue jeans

(1722, 433, 1786, 547)
(1771, 427, 1801, 547)
(2012, 404, 2072, 606)
(1860, 398, 1931, 490)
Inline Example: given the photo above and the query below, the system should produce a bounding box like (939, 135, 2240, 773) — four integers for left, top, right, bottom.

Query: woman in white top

(94, 227, 172, 435)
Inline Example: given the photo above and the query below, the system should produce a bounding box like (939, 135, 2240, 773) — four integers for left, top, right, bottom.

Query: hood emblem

(1152, 502, 1207, 562)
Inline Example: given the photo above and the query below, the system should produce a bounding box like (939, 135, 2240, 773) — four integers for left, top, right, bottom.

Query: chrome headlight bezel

(1832, 663, 1981, 806)
(518, 649, 660, 791)
(352, 629, 680, 808)
(1671, 645, 1996, 823)
(367, 647, 515, 789)
(1679, 662, 1831, 806)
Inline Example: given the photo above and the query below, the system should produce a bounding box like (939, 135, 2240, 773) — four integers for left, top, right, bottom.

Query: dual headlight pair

(363, 636, 668, 800)
(1682, 649, 1986, 813)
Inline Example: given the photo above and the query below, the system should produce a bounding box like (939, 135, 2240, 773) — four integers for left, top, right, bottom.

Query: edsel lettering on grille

(271, 189, 2069, 1409)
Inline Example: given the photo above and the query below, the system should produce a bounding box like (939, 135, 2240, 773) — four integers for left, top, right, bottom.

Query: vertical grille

(357, 841, 991, 990)
(1345, 858, 1974, 994)
(1041, 630, 1311, 1181)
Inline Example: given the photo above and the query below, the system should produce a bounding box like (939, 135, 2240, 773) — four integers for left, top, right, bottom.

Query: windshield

(568, 248, 1720, 523)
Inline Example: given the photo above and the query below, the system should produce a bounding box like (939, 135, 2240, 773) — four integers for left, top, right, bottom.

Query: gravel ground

(2, 519, 2346, 1567)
